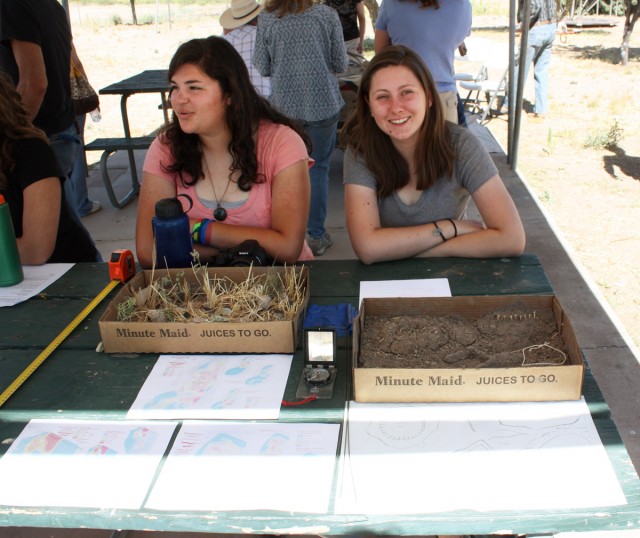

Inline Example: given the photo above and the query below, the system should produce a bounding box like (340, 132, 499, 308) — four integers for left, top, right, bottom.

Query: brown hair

(340, 45, 455, 197)
(0, 72, 49, 189)
(161, 36, 310, 190)
(264, 0, 314, 16)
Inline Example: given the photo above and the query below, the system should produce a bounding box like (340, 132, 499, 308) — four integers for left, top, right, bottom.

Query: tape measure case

(99, 266, 309, 354)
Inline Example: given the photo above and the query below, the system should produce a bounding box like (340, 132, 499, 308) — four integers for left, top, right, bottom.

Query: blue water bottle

(0, 194, 24, 287)
(152, 195, 193, 268)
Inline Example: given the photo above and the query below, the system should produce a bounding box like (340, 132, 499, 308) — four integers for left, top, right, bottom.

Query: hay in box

(352, 295, 584, 402)
(99, 266, 309, 354)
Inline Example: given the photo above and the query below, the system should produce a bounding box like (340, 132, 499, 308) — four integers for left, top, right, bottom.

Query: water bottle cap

(155, 197, 185, 219)
(0, 194, 5, 204)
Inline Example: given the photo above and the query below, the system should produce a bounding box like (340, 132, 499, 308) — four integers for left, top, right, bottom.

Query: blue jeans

(523, 22, 556, 114)
(49, 123, 82, 220)
(68, 114, 94, 217)
(505, 23, 556, 114)
(304, 113, 339, 239)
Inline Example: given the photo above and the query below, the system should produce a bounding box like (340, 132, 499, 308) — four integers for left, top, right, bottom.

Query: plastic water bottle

(152, 196, 193, 268)
(0, 194, 24, 286)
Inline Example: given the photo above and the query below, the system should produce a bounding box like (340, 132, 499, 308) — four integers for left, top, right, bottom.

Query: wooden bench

(84, 136, 154, 209)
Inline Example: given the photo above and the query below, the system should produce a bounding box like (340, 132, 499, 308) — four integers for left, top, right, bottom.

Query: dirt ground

(69, 5, 640, 349)
(359, 303, 570, 369)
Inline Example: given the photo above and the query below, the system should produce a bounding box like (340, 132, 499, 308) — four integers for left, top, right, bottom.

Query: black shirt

(0, 0, 75, 136)
(2, 138, 99, 263)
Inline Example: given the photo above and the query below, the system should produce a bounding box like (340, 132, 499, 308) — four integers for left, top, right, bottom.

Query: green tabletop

(1, 256, 639, 535)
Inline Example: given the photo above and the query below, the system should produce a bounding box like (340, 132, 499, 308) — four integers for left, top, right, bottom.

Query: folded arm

(345, 175, 525, 264)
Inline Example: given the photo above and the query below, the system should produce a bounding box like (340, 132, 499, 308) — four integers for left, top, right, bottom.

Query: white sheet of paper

(146, 421, 340, 512)
(127, 354, 293, 420)
(0, 264, 73, 307)
(359, 278, 451, 307)
(0, 419, 177, 509)
(336, 398, 627, 514)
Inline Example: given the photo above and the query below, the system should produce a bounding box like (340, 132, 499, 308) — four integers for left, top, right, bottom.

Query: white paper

(0, 264, 73, 307)
(146, 421, 341, 512)
(127, 354, 293, 420)
(336, 398, 627, 514)
(0, 419, 177, 509)
(359, 278, 451, 307)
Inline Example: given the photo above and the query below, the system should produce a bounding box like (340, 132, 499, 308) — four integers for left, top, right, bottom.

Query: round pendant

(213, 206, 227, 221)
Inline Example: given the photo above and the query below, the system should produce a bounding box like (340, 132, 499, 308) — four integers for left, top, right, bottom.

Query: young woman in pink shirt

(136, 36, 314, 269)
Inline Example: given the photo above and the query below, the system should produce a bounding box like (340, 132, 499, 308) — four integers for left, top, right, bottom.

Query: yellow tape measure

(0, 249, 136, 408)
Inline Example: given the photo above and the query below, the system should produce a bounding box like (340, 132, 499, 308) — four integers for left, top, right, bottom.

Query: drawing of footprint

(246, 365, 272, 385)
(225, 358, 251, 376)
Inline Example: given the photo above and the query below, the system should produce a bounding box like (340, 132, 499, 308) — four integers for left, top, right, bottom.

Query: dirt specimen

(359, 303, 570, 369)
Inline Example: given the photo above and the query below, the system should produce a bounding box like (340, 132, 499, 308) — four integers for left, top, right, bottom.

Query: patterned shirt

(223, 25, 271, 98)
(254, 5, 348, 122)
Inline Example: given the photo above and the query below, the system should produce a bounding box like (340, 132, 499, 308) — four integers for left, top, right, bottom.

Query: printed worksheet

(0, 419, 177, 509)
(0, 264, 73, 307)
(146, 421, 340, 512)
(336, 398, 627, 514)
(127, 354, 293, 420)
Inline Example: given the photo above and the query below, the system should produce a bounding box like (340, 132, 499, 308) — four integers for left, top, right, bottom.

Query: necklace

(202, 151, 231, 222)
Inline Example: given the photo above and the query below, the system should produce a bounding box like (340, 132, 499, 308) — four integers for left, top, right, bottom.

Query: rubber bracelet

(432, 221, 447, 242)
(191, 220, 203, 243)
(446, 218, 458, 238)
(198, 219, 211, 246)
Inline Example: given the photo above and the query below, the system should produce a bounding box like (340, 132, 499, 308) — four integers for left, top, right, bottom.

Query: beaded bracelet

(432, 221, 447, 242)
(446, 218, 458, 238)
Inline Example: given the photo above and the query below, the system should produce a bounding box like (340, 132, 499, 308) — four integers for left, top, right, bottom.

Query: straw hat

(219, 0, 264, 30)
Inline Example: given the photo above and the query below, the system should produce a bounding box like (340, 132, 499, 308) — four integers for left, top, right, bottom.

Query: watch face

(305, 329, 336, 364)
(305, 367, 332, 384)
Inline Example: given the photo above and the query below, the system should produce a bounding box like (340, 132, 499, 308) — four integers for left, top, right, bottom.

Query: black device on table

(296, 327, 338, 399)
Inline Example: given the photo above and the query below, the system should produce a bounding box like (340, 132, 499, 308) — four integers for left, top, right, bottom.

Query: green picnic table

(0, 256, 638, 535)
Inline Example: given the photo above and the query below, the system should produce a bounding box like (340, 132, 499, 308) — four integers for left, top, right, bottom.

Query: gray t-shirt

(343, 126, 498, 227)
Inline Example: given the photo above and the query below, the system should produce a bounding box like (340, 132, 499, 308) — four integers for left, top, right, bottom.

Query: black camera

(213, 239, 268, 267)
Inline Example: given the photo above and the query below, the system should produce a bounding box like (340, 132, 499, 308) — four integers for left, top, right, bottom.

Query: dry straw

(116, 265, 306, 323)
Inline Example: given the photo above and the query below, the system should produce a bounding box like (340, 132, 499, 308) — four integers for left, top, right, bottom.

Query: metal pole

(507, 0, 517, 162)
(511, 0, 531, 171)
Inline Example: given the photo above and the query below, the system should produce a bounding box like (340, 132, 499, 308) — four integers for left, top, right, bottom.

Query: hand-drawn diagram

(337, 400, 627, 514)
(145, 421, 341, 513)
(367, 414, 595, 452)
(128, 354, 293, 420)
(0, 419, 177, 509)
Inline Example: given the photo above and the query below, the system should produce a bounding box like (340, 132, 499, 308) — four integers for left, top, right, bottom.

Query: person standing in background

(325, 0, 367, 55)
(220, 0, 271, 98)
(69, 43, 102, 217)
(374, 0, 471, 124)
(254, 0, 348, 257)
(0, 0, 79, 197)
(516, 0, 559, 118)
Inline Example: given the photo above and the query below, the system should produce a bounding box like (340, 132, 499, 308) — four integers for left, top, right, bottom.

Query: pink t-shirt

(143, 121, 314, 260)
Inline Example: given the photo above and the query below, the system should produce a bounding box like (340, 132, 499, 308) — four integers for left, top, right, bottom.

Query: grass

(583, 120, 624, 150)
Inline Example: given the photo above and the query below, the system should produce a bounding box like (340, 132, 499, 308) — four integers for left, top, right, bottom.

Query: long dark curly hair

(340, 45, 455, 198)
(161, 36, 310, 191)
(0, 72, 49, 189)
